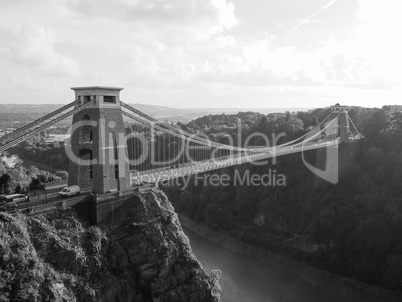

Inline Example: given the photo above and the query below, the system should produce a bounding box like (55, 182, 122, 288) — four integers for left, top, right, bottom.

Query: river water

(183, 227, 397, 302)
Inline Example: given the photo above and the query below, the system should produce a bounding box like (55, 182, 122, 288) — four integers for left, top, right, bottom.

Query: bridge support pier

(92, 192, 137, 226)
(329, 104, 350, 143)
(314, 142, 358, 186)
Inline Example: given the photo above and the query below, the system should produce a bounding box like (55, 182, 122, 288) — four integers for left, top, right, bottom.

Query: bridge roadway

(131, 140, 339, 184)
(9, 188, 94, 215)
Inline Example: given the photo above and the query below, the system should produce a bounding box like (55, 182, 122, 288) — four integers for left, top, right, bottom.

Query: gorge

(0, 189, 220, 301)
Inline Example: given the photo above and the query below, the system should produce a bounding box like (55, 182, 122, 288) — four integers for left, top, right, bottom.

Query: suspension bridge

(0, 86, 362, 225)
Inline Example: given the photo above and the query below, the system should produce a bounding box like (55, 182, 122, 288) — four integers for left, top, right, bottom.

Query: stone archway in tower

(78, 148, 93, 188)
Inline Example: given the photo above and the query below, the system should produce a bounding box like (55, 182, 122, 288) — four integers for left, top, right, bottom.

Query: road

(0, 188, 94, 214)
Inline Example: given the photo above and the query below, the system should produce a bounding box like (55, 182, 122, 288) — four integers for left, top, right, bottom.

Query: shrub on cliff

(0, 211, 105, 301)
(0, 212, 49, 301)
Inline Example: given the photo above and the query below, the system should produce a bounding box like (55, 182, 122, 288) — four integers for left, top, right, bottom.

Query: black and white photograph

(0, 1, 401, 301)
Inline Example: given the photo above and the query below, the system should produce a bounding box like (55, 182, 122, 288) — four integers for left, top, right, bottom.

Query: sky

(0, 0, 400, 109)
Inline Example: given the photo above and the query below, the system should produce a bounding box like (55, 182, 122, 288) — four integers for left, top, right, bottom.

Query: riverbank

(180, 215, 401, 301)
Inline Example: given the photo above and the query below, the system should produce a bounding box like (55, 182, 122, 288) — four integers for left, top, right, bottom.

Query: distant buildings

(45, 134, 70, 144)
(0, 128, 17, 138)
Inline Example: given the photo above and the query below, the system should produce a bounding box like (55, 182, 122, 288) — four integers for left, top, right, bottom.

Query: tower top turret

(330, 104, 348, 112)
(71, 86, 123, 107)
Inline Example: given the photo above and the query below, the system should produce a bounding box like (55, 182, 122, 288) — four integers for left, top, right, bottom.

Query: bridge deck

(131, 140, 339, 184)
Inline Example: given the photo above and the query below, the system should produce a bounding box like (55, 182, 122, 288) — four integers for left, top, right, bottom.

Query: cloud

(351, 0, 402, 87)
(2, 23, 80, 77)
(66, 0, 238, 35)
(174, 34, 386, 90)
(0, 0, 397, 108)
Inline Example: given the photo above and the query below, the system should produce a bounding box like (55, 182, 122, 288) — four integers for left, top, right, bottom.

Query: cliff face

(0, 189, 221, 302)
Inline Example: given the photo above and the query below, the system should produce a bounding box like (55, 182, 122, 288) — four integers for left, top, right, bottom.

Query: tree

(258, 116, 270, 134)
(363, 109, 391, 138)
(0, 162, 6, 175)
(55, 171, 68, 180)
(391, 111, 402, 134)
(0, 173, 12, 194)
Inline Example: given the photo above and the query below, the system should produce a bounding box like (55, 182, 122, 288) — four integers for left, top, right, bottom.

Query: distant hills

(0, 103, 311, 124)
(129, 104, 313, 122)
(0, 104, 65, 114)
(0, 104, 72, 125)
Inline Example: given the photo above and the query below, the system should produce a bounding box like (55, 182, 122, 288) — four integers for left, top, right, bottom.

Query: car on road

(0, 201, 18, 212)
(0, 194, 28, 212)
(58, 185, 81, 197)
(0, 194, 29, 203)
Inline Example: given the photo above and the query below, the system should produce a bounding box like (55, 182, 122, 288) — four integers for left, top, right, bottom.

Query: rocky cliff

(0, 189, 221, 302)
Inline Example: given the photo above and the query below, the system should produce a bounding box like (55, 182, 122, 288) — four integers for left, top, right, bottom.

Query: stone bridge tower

(67, 86, 130, 194)
(329, 103, 350, 143)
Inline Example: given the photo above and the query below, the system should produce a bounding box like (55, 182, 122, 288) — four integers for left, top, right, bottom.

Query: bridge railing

(94, 186, 148, 203)
(44, 179, 68, 189)
(18, 192, 93, 216)
(17, 187, 94, 209)
(128, 140, 339, 184)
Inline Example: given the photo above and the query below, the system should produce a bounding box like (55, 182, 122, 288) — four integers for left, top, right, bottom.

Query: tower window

(113, 132, 118, 160)
(83, 96, 92, 103)
(115, 164, 119, 179)
(104, 96, 116, 103)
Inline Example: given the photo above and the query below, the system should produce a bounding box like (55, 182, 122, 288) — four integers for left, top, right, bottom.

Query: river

(183, 227, 397, 302)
